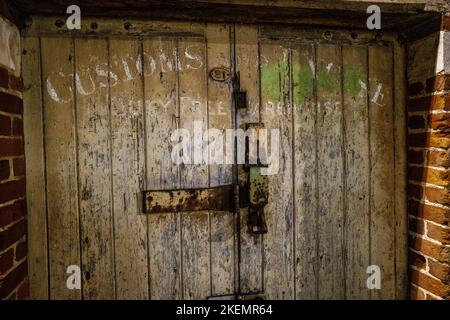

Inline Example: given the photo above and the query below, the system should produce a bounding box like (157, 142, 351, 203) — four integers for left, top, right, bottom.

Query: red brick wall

(407, 15, 450, 300)
(0, 2, 28, 300)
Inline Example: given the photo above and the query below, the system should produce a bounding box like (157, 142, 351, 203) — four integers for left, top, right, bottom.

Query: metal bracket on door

(142, 185, 236, 214)
(241, 123, 268, 234)
(141, 123, 269, 235)
(232, 71, 247, 110)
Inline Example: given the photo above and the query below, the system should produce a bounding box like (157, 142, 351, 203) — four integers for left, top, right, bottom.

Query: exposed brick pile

(407, 15, 450, 300)
(0, 3, 28, 300)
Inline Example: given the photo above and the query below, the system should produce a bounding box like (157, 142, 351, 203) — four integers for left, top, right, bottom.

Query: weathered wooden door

(23, 17, 407, 300)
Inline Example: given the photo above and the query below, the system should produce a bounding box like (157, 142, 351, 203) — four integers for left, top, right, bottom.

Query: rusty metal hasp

(142, 185, 234, 214)
(244, 123, 269, 234)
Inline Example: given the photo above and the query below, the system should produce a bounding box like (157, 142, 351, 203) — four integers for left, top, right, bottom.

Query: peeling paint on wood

(24, 18, 408, 300)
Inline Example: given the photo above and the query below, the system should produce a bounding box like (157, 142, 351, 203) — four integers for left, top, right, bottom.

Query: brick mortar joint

(0, 87, 22, 99)
(409, 214, 450, 230)
(407, 181, 446, 189)
(4, 276, 29, 300)
(410, 283, 444, 300)
(409, 247, 450, 267)
(408, 90, 450, 100)
(0, 197, 25, 210)
(410, 265, 450, 287)
(0, 216, 26, 234)
(409, 231, 450, 247)
(0, 253, 27, 281)
(408, 164, 450, 170)
(409, 197, 450, 214)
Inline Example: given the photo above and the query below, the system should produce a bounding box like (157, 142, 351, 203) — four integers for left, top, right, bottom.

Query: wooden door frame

(9, 0, 444, 36)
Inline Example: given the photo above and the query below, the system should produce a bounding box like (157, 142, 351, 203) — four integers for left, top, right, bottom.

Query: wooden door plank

(393, 42, 408, 299)
(109, 38, 148, 299)
(292, 43, 317, 299)
(342, 45, 370, 299)
(148, 213, 181, 299)
(22, 37, 48, 299)
(181, 211, 211, 299)
(41, 37, 80, 300)
(178, 36, 211, 299)
(209, 212, 234, 296)
(74, 38, 115, 299)
(206, 24, 235, 296)
(260, 41, 294, 299)
(235, 24, 263, 294)
(143, 37, 181, 300)
(368, 45, 395, 300)
(316, 43, 345, 299)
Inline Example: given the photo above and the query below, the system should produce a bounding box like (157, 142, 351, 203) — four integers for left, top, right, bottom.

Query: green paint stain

(261, 63, 285, 103)
(317, 68, 339, 93)
(260, 60, 366, 104)
(344, 67, 364, 96)
(293, 63, 313, 105)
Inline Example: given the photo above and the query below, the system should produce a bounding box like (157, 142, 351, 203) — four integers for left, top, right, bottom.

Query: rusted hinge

(142, 184, 235, 214)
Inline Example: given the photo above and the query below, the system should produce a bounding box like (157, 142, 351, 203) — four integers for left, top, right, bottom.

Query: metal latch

(248, 166, 268, 234)
(232, 71, 247, 109)
(244, 123, 269, 234)
(141, 122, 269, 235)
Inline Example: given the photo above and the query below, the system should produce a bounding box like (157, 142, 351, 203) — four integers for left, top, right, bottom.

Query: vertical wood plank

(144, 37, 181, 300)
(393, 42, 408, 300)
(181, 212, 210, 299)
(148, 213, 181, 300)
(209, 213, 234, 296)
(342, 45, 370, 299)
(316, 44, 345, 299)
(178, 36, 211, 299)
(74, 38, 115, 299)
(235, 24, 263, 294)
(22, 37, 48, 299)
(206, 24, 235, 296)
(41, 37, 80, 299)
(368, 44, 395, 300)
(260, 42, 294, 299)
(292, 43, 317, 299)
(109, 38, 148, 299)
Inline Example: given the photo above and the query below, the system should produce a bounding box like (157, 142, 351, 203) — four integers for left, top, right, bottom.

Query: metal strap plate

(142, 185, 234, 214)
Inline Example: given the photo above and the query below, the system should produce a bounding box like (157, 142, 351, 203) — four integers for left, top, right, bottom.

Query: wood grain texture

(368, 44, 395, 300)
(23, 23, 408, 300)
(210, 212, 234, 296)
(22, 37, 49, 299)
(292, 43, 317, 300)
(316, 44, 345, 300)
(144, 37, 179, 190)
(393, 42, 408, 300)
(148, 213, 182, 299)
(206, 24, 235, 296)
(235, 24, 263, 294)
(342, 45, 370, 300)
(109, 38, 148, 299)
(181, 211, 211, 299)
(178, 36, 211, 299)
(144, 37, 181, 300)
(41, 37, 81, 300)
(74, 38, 115, 299)
(260, 41, 294, 299)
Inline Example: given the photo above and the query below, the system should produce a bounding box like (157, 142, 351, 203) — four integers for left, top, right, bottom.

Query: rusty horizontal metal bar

(142, 184, 234, 214)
